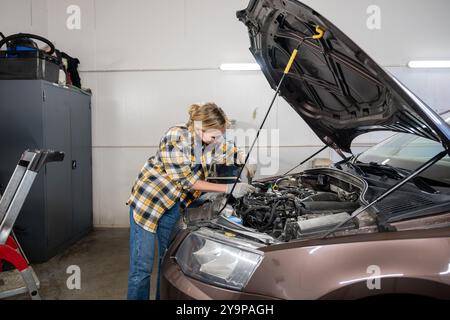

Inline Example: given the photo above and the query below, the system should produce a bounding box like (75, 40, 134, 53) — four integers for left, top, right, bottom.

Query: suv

(160, 0, 450, 299)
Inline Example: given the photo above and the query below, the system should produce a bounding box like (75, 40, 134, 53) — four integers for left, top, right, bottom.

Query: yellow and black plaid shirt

(127, 126, 242, 233)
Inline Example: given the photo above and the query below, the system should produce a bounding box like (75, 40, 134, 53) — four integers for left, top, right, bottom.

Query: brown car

(160, 0, 450, 299)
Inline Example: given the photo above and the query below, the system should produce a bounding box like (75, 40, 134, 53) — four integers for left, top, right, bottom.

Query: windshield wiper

(369, 162, 408, 177)
(356, 161, 438, 193)
(353, 161, 405, 179)
(319, 150, 448, 239)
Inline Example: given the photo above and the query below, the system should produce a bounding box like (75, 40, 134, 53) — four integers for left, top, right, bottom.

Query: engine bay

(186, 169, 380, 242)
(233, 171, 364, 241)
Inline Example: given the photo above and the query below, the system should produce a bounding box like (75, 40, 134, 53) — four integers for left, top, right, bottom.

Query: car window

(356, 111, 450, 183)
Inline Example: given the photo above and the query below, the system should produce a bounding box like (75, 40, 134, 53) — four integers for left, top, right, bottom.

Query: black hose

(302, 201, 360, 212)
(258, 200, 282, 232)
(0, 33, 55, 54)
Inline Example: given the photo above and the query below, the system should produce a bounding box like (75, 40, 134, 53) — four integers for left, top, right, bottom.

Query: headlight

(175, 230, 264, 291)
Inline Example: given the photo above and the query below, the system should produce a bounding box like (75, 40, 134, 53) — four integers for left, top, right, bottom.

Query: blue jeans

(127, 202, 180, 300)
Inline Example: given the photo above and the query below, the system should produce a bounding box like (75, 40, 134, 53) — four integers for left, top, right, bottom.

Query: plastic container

(0, 50, 61, 82)
(226, 216, 243, 225)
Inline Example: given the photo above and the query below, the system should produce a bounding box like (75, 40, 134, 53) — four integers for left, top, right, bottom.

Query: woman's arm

(192, 180, 256, 198)
(191, 180, 227, 193)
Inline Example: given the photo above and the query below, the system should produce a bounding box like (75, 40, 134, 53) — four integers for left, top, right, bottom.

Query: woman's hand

(191, 180, 256, 198)
(225, 183, 256, 198)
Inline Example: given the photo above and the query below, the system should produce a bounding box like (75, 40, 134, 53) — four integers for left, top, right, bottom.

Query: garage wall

(1, 0, 449, 227)
(0, 0, 48, 36)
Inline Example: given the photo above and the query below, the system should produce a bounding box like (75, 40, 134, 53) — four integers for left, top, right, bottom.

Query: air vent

(375, 195, 434, 214)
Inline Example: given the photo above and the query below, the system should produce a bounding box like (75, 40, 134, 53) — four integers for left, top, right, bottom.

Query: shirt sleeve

(159, 130, 201, 190)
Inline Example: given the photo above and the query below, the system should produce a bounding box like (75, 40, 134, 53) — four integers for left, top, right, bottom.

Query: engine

(184, 169, 369, 242)
(233, 172, 363, 241)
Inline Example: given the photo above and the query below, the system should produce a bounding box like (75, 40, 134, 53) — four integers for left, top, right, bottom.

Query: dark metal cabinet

(0, 80, 92, 262)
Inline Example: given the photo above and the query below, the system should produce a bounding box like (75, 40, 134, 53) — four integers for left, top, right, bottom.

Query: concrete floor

(10, 228, 158, 300)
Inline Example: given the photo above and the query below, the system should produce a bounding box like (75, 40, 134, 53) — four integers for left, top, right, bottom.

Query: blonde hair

(187, 102, 230, 131)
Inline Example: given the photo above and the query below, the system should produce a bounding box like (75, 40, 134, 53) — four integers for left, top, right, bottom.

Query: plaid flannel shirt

(127, 126, 242, 233)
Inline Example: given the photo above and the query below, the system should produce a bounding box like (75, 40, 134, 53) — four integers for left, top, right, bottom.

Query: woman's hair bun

(188, 104, 201, 118)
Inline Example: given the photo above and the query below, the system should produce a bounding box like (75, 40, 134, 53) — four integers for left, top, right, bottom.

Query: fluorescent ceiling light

(408, 60, 450, 68)
(220, 63, 261, 71)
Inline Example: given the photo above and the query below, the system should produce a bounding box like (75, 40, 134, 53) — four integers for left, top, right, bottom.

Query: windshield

(356, 111, 450, 185)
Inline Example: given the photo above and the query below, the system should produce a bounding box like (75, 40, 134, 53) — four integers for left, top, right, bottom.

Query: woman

(126, 102, 256, 300)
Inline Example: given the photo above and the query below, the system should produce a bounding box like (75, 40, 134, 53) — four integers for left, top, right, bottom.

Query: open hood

(237, 0, 450, 153)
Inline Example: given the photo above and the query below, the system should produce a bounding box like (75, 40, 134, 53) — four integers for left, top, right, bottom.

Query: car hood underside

(237, 0, 450, 153)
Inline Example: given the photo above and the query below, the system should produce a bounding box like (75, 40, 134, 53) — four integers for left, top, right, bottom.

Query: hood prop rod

(319, 150, 448, 239)
(283, 144, 329, 175)
(218, 25, 325, 214)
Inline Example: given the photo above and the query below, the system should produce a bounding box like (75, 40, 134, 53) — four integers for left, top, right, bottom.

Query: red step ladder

(0, 150, 64, 300)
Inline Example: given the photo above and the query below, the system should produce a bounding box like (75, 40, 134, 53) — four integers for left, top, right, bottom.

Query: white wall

(0, 0, 48, 36)
(1, 0, 449, 227)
